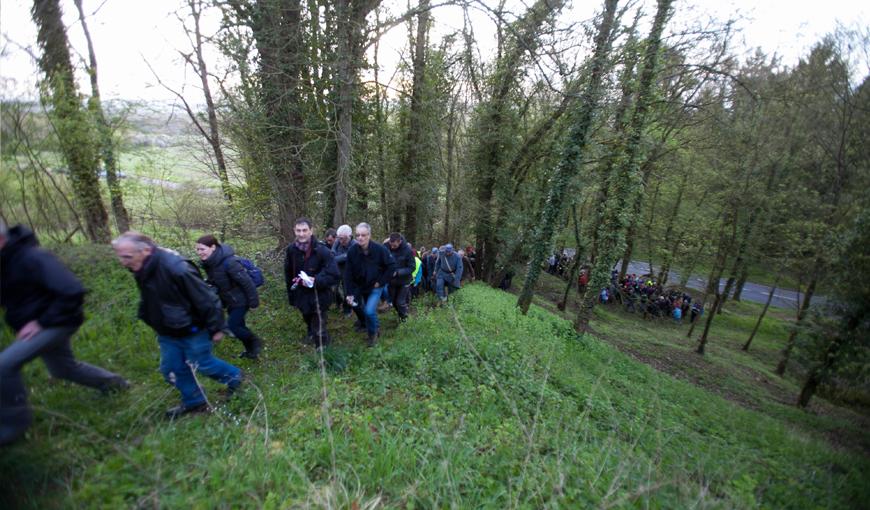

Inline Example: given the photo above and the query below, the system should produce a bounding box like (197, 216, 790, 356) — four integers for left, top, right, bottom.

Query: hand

(212, 331, 224, 343)
(374, 283, 380, 288)
(346, 295, 355, 305)
(16, 320, 42, 341)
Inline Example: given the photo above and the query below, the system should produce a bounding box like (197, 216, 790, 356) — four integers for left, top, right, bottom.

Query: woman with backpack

(195, 235, 262, 359)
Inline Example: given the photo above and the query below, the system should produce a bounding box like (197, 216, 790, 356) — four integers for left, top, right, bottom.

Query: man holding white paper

(284, 218, 340, 349)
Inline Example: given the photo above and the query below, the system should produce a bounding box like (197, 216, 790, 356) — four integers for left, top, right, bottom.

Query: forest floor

(1, 245, 868, 509)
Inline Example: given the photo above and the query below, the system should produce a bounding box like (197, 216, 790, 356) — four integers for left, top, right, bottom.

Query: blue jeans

(352, 287, 385, 335)
(436, 273, 459, 300)
(226, 307, 253, 342)
(158, 331, 242, 407)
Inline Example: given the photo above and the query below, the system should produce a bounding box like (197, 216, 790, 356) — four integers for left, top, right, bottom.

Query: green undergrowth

(1, 246, 867, 508)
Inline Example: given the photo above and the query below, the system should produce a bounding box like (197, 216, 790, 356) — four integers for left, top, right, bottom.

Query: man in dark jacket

(385, 233, 415, 321)
(344, 223, 395, 346)
(113, 231, 242, 419)
(0, 223, 128, 445)
(284, 218, 340, 349)
(331, 224, 356, 317)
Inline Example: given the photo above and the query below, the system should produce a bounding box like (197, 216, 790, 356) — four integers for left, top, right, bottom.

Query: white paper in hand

(299, 271, 315, 288)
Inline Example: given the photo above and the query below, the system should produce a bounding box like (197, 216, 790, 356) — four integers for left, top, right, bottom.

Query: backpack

(226, 256, 265, 287)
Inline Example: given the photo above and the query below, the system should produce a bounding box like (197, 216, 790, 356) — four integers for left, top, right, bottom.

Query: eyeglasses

(355, 233, 370, 238)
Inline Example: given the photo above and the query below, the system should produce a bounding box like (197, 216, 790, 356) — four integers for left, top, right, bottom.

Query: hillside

(1, 245, 868, 509)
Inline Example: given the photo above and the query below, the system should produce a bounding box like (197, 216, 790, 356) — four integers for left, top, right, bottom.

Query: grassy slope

(1, 246, 867, 509)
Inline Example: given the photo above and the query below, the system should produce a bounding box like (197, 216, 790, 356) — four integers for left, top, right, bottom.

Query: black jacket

(344, 241, 395, 297)
(134, 247, 224, 338)
(385, 238, 415, 286)
(200, 244, 259, 310)
(0, 225, 85, 332)
(284, 237, 340, 314)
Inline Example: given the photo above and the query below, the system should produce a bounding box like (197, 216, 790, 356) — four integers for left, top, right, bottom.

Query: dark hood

(0, 225, 38, 265)
(204, 244, 235, 268)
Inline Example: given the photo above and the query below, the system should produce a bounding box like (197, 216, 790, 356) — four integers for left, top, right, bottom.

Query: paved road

(621, 261, 820, 310)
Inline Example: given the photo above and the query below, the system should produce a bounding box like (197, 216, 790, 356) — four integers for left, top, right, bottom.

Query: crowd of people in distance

(550, 249, 705, 325)
(0, 218, 480, 443)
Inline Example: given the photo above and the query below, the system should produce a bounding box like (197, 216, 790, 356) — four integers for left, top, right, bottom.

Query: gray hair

(112, 231, 155, 251)
(355, 222, 372, 234)
(337, 224, 352, 237)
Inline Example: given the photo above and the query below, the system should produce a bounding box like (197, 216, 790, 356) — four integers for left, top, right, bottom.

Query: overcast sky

(1, 0, 867, 103)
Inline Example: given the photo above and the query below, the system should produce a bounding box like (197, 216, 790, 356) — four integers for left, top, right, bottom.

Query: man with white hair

(343, 223, 395, 347)
(0, 222, 128, 445)
(113, 231, 243, 419)
(331, 224, 356, 317)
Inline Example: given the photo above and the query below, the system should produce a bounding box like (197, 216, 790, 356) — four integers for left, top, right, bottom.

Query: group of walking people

(0, 218, 474, 444)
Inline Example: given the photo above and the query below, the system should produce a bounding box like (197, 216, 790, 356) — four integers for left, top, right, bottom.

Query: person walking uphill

(284, 218, 340, 349)
(344, 223, 395, 347)
(113, 232, 243, 419)
(385, 233, 415, 322)
(195, 235, 262, 359)
(0, 223, 129, 446)
(435, 244, 463, 305)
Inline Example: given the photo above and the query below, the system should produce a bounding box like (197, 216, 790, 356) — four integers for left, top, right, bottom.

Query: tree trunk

(74, 0, 130, 233)
(743, 275, 779, 351)
(732, 265, 750, 301)
(775, 272, 817, 376)
(443, 94, 458, 241)
(576, 0, 674, 328)
(558, 202, 586, 311)
(32, 0, 110, 243)
(400, 0, 430, 242)
(516, 0, 619, 314)
(473, 0, 567, 282)
(656, 169, 689, 285)
(695, 289, 722, 355)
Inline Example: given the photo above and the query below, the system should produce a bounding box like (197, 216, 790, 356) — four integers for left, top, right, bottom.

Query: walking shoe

(366, 331, 379, 348)
(100, 376, 131, 395)
(164, 402, 211, 420)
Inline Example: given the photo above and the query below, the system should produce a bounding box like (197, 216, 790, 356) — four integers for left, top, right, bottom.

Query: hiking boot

(100, 376, 131, 395)
(164, 402, 211, 420)
(366, 331, 379, 348)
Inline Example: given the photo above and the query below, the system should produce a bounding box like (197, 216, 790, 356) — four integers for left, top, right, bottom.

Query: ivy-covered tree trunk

(32, 0, 110, 243)
(656, 169, 690, 285)
(516, 0, 619, 314)
(576, 0, 674, 328)
(231, 0, 307, 245)
(400, 0, 430, 241)
(73, 0, 130, 234)
(332, 0, 379, 228)
(472, 0, 566, 283)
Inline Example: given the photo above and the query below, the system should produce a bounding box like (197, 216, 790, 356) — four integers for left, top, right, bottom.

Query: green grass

(1, 245, 867, 508)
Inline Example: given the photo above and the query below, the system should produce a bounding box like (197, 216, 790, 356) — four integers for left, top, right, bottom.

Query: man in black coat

(113, 231, 243, 419)
(284, 218, 340, 349)
(385, 233, 415, 321)
(344, 223, 395, 346)
(0, 223, 128, 445)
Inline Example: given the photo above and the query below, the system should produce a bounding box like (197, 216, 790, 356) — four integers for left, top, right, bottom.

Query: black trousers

(303, 310, 330, 348)
(388, 283, 411, 318)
